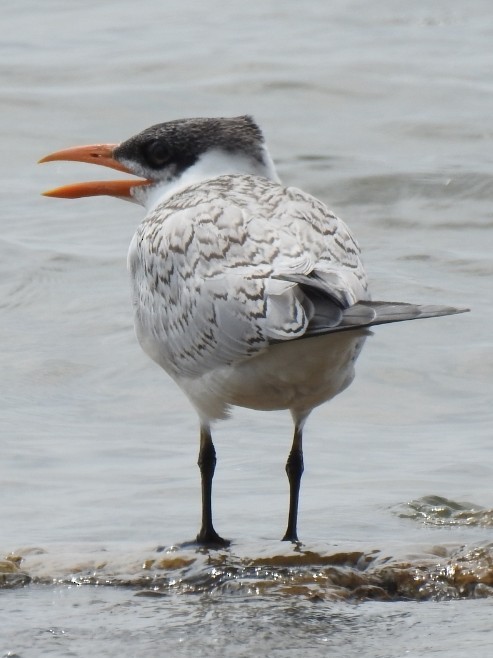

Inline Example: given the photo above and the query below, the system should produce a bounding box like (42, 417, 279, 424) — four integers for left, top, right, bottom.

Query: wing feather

(128, 174, 466, 380)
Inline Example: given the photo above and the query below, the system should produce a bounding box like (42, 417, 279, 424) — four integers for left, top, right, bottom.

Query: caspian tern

(39, 115, 467, 546)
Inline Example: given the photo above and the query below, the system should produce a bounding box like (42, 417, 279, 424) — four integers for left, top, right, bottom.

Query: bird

(39, 115, 467, 546)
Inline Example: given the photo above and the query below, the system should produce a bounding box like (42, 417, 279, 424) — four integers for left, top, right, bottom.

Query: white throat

(133, 146, 280, 211)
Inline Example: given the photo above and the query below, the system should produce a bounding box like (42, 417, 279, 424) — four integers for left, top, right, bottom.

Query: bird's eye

(144, 140, 171, 168)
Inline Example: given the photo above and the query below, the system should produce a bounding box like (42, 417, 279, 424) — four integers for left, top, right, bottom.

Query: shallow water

(3, 539, 493, 656)
(1, 0, 493, 655)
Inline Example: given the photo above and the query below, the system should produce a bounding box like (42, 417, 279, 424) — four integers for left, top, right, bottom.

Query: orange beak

(39, 144, 151, 199)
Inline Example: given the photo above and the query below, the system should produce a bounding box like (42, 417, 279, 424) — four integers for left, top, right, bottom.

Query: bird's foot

(281, 529, 301, 544)
(195, 527, 231, 549)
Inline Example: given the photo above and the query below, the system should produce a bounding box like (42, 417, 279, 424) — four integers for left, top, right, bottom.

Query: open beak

(39, 144, 151, 199)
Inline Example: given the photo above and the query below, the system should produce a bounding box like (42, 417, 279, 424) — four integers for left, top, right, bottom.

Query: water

(2, 0, 493, 655)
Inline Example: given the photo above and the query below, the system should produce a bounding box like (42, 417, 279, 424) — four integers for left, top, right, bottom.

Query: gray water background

(1, 0, 492, 656)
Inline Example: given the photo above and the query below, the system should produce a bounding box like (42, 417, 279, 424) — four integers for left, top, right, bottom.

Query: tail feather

(341, 301, 469, 328)
(276, 271, 469, 338)
(303, 300, 469, 337)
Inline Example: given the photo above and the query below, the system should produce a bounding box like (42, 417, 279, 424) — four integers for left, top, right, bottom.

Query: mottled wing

(128, 175, 368, 378)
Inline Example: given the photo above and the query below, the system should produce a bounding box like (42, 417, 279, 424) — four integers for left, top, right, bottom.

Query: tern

(40, 116, 467, 546)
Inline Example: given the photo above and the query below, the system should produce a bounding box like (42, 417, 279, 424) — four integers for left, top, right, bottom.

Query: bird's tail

(276, 272, 469, 337)
(338, 300, 469, 331)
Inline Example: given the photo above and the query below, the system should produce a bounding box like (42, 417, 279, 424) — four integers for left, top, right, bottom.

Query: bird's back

(128, 174, 369, 381)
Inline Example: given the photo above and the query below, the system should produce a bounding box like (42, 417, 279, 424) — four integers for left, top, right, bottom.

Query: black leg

(196, 424, 229, 547)
(282, 424, 304, 542)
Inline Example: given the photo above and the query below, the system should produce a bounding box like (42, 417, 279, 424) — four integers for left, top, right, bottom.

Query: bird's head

(39, 115, 278, 209)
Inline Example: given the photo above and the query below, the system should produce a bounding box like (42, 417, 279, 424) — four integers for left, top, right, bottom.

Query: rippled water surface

(1, 0, 492, 656)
